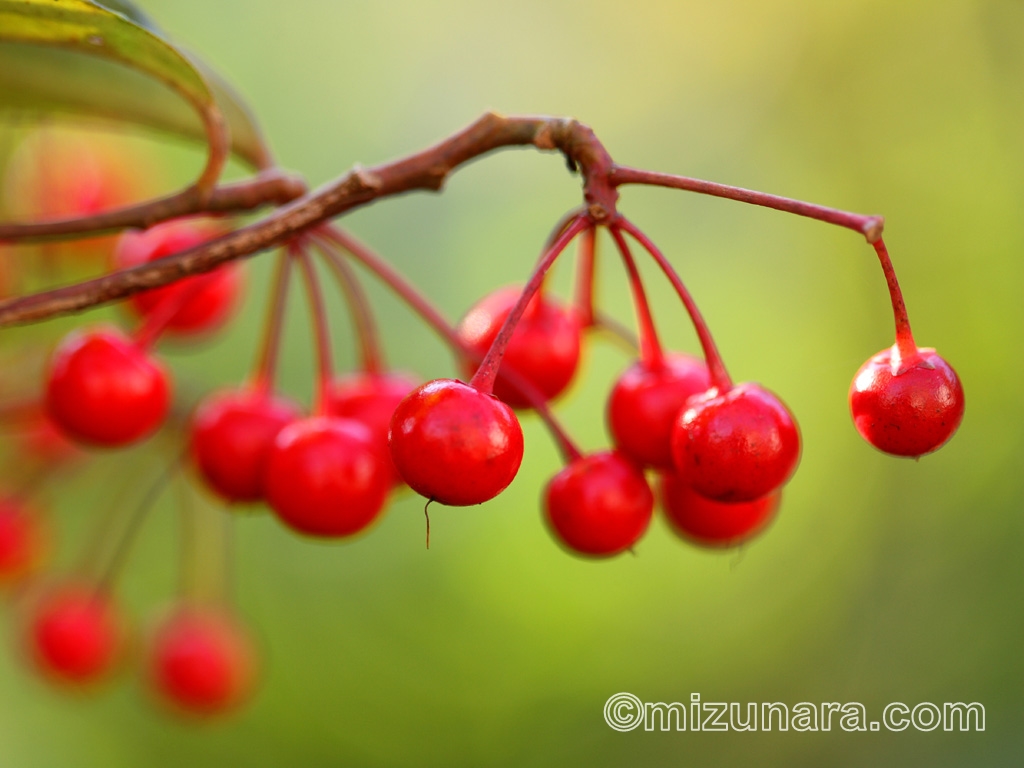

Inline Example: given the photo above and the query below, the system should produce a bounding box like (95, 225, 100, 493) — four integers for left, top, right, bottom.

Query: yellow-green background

(1, 0, 1021, 765)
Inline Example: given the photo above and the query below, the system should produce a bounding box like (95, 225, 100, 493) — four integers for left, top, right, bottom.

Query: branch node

(349, 165, 384, 194)
(864, 216, 885, 243)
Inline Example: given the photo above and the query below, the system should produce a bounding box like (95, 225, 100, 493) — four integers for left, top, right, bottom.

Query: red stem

(872, 237, 918, 362)
(132, 274, 217, 351)
(316, 224, 582, 462)
(292, 241, 334, 414)
(610, 166, 885, 243)
(608, 225, 663, 367)
(469, 216, 590, 394)
(573, 226, 596, 328)
(616, 218, 733, 390)
(251, 250, 293, 393)
(310, 237, 384, 375)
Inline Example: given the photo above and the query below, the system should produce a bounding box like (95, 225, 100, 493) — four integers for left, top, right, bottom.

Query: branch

(0, 169, 308, 241)
(0, 113, 616, 327)
(609, 165, 885, 242)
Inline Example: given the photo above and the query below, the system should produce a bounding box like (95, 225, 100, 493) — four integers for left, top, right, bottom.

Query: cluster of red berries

(0, 127, 965, 720)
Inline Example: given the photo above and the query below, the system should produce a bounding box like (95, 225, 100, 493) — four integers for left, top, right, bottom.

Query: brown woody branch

(0, 169, 308, 241)
(0, 113, 617, 328)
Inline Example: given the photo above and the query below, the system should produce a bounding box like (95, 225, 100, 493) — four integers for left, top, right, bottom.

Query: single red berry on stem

(114, 219, 241, 336)
(264, 417, 390, 538)
(389, 379, 524, 506)
(328, 371, 419, 487)
(849, 344, 964, 457)
(607, 353, 710, 469)
(45, 327, 171, 447)
(671, 382, 800, 503)
(146, 604, 256, 717)
(190, 388, 301, 503)
(659, 471, 780, 548)
(25, 583, 122, 685)
(456, 286, 582, 409)
(544, 450, 653, 557)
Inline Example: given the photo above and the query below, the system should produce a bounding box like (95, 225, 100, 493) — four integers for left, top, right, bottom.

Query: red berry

(26, 583, 122, 685)
(389, 379, 524, 506)
(456, 286, 581, 409)
(849, 345, 964, 457)
(146, 605, 256, 717)
(607, 353, 710, 469)
(0, 496, 47, 585)
(190, 388, 301, 504)
(45, 327, 171, 447)
(327, 371, 419, 487)
(264, 417, 390, 538)
(17, 412, 81, 466)
(114, 219, 240, 335)
(544, 450, 653, 557)
(670, 382, 800, 503)
(659, 471, 779, 548)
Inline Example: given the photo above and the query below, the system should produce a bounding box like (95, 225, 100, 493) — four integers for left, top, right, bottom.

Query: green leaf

(0, 0, 270, 171)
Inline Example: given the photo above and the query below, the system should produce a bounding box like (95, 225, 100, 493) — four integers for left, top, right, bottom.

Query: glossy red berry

(146, 605, 256, 717)
(659, 471, 780, 548)
(849, 344, 964, 457)
(670, 382, 800, 503)
(189, 388, 302, 503)
(114, 219, 240, 335)
(607, 353, 710, 469)
(0, 496, 46, 585)
(456, 286, 581, 409)
(544, 450, 653, 557)
(327, 371, 419, 487)
(389, 379, 524, 506)
(26, 583, 121, 685)
(45, 327, 171, 447)
(264, 417, 390, 538)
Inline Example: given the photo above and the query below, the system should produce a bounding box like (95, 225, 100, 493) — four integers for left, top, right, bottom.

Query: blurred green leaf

(0, 0, 269, 169)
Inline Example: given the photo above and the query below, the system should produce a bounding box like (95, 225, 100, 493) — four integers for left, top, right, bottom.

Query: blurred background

(0, 0, 1021, 764)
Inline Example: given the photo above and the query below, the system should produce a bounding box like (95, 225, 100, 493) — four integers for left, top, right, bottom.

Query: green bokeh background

(1, 0, 1022, 765)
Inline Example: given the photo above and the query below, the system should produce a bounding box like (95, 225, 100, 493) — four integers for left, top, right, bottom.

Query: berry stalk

(610, 166, 885, 242)
(616, 218, 732, 390)
(469, 216, 589, 395)
(608, 225, 663, 367)
(251, 250, 293, 393)
(291, 241, 334, 414)
(314, 226, 582, 462)
(871, 237, 918, 363)
(312, 241, 384, 376)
